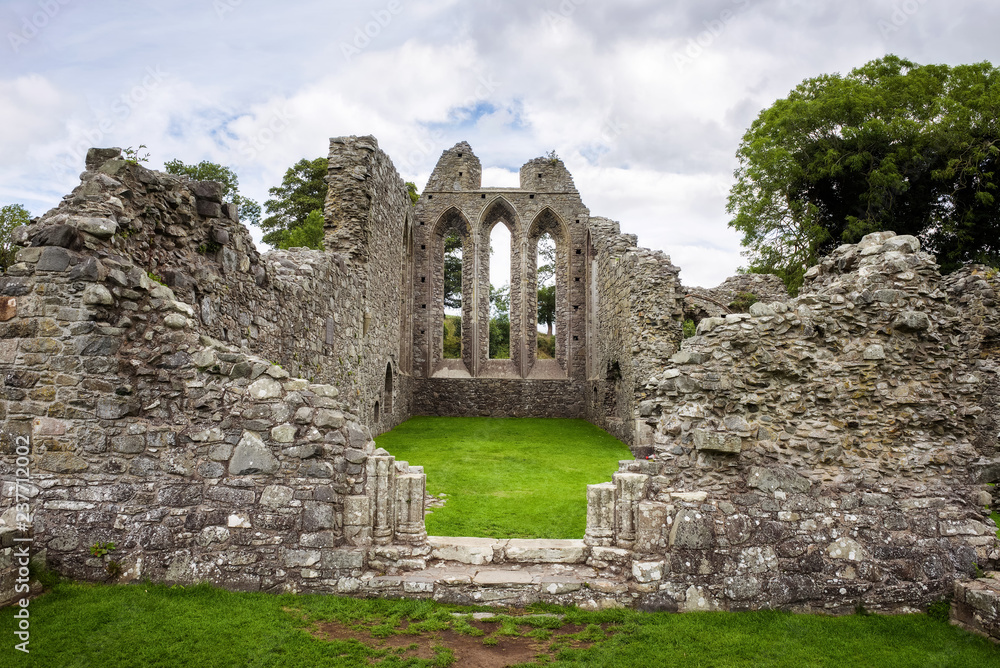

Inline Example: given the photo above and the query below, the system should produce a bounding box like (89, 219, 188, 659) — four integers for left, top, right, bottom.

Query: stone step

(428, 536, 588, 565)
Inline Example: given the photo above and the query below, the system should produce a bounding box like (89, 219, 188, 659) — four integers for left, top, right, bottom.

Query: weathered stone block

(693, 429, 741, 454)
(302, 501, 335, 531)
(229, 431, 278, 475)
(259, 485, 293, 508)
(669, 508, 714, 549)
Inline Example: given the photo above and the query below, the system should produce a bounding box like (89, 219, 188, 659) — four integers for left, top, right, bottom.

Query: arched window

(488, 223, 511, 359)
(442, 233, 463, 360)
(536, 232, 556, 359)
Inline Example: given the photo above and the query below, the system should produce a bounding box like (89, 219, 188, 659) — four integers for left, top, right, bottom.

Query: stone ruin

(0, 137, 998, 633)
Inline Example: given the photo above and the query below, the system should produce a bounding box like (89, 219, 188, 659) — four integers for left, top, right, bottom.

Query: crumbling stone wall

(583, 232, 1000, 612)
(0, 145, 426, 591)
(584, 218, 685, 446)
(684, 274, 789, 323)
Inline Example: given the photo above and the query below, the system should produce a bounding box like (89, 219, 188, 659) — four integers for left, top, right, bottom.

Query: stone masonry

(0, 139, 997, 624)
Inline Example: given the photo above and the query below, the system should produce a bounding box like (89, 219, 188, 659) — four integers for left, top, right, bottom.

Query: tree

(1, 204, 30, 270)
(443, 233, 463, 309)
(728, 55, 1000, 293)
(406, 182, 419, 205)
(163, 159, 260, 227)
(537, 234, 556, 335)
(261, 157, 329, 249)
(489, 283, 510, 359)
(283, 210, 325, 250)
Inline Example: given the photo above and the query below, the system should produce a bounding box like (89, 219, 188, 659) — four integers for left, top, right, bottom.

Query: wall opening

(536, 232, 556, 359)
(442, 232, 463, 359)
(384, 363, 394, 416)
(489, 223, 511, 359)
(373, 400, 380, 423)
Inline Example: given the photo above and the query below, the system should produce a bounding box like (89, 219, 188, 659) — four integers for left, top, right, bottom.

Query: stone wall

(581, 232, 1000, 612)
(584, 217, 685, 446)
(412, 379, 587, 419)
(0, 146, 427, 592)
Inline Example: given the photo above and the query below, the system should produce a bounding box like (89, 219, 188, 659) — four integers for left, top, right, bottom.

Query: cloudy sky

(2, 0, 998, 287)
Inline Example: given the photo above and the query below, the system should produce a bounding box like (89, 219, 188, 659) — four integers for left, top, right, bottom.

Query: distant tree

(163, 159, 260, 227)
(261, 157, 329, 249)
(283, 210, 325, 250)
(536, 234, 556, 335)
(728, 55, 1000, 293)
(0, 204, 30, 270)
(443, 233, 463, 309)
(537, 284, 556, 336)
(406, 181, 419, 205)
(489, 283, 510, 359)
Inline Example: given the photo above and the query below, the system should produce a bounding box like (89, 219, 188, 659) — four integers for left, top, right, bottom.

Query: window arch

(479, 197, 521, 374)
(526, 208, 570, 377)
(429, 207, 473, 377)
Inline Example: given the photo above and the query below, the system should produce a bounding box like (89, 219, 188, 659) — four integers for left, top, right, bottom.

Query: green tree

(537, 234, 556, 335)
(1, 204, 31, 270)
(728, 55, 1000, 293)
(163, 159, 260, 227)
(443, 233, 463, 309)
(406, 182, 419, 205)
(489, 283, 510, 359)
(284, 210, 325, 250)
(261, 157, 329, 249)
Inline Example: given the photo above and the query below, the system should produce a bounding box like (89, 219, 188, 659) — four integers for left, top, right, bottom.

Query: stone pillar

(367, 455, 396, 545)
(613, 472, 649, 549)
(394, 471, 427, 544)
(635, 500, 669, 554)
(343, 496, 371, 546)
(585, 482, 616, 546)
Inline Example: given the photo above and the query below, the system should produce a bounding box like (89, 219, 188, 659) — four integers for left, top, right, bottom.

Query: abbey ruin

(1, 137, 998, 635)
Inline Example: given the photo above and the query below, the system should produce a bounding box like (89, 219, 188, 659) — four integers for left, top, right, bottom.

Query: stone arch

(384, 361, 394, 417)
(400, 212, 415, 374)
(477, 197, 522, 376)
(526, 208, 571, 376)
(429, 207, 474, 377)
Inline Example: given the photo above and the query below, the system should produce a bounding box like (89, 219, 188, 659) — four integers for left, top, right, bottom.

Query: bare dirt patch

(309, 618, 603, 667)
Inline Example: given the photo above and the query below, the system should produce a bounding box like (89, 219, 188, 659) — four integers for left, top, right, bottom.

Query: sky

(2, 0, 999, 288)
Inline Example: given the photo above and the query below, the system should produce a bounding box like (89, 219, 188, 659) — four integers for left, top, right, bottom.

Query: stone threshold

(427, 536, 588, 565)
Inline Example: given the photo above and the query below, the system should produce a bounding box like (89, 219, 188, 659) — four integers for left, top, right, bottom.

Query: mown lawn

(2, 582, 998, 667)
(374, 417, 632, 539)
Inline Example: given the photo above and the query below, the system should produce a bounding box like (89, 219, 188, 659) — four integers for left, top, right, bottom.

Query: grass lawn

(374, 417, 632, 539)
(2, 582, 998, 667)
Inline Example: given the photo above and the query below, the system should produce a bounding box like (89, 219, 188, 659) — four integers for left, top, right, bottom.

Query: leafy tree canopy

(163, 159, 260, 227)
(261, 157, 329, 250)
(0, 203, 30, 270)
(406, 182, 419, 205)
(728, 54, 1000, 293)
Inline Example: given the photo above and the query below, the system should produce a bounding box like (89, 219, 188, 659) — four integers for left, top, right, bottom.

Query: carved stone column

(613, 472, 649, 549)
(367, 455, 396, 545)
(584, 482, 616, 546)
(394, 469, 427, 544)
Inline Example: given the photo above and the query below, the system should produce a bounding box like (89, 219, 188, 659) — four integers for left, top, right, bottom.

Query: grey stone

(746, 466, 811, 494)
(693, 429, 741, 454)
(893, 311, 930, 332)
(37, 246, 74, 271)
(669, 508, 714, 549)
(303, 501, 335, 531)
(229, 431, 279, 475)
(77, 217, 118, 239)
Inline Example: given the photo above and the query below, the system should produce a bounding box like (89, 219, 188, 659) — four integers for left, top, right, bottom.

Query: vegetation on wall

(728, 55, 1000, 293)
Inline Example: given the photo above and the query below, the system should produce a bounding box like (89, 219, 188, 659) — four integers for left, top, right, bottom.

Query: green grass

(2, 583, 998, 667)
(375, 417, 632, 539)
